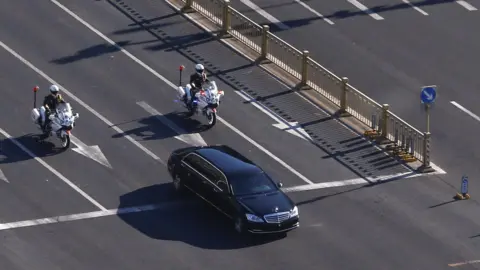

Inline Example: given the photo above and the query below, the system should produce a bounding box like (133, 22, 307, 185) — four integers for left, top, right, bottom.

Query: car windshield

(230, 171, 278, 196)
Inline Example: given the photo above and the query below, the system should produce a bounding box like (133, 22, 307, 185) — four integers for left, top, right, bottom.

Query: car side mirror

(277, 182, 283, 188)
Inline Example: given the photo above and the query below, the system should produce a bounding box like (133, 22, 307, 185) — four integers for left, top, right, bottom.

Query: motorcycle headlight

(245, 213, 264, 223)
(290, 206, 299, 217)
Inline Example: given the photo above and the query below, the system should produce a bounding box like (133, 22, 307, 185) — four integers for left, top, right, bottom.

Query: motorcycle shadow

(2, 133, 67, 163)
(111, 111, 209, 141)
(172, 111, 212, 132)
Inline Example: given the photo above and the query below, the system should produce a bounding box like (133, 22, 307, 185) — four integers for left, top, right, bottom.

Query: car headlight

(290, 206, 299, 217)
(245, 213, 264, 223)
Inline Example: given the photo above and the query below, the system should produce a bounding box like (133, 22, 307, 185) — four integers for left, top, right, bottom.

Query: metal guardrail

(179, 0, 432, 171)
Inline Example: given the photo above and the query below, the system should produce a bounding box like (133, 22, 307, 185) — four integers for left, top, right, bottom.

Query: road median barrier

(166, 0, 434, 172)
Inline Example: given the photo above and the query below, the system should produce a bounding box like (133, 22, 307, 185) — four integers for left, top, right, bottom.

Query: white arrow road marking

(0, 169, 8, 183)
(69, 135, 112, 169)
(234, 91, 313, 142)
(137, 101, 207, 147)
(272, 122, 312, 141)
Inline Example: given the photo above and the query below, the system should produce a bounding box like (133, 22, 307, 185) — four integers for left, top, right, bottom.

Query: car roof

(195, 145, 262, 176)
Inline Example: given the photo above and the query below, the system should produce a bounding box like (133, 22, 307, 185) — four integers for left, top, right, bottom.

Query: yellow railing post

(182, 0, 193, 12)
(222, 0, 231, 35)
(340, 77, 348, 114)
(260, 25, 269, 59)
(301, 50, 309, 86)
(381, 104, 389, 138)
(420, 132, 432, 172)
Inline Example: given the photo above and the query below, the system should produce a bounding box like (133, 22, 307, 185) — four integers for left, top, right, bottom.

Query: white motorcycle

(176, 66, 224, 127)
(31, 102, 79, 149)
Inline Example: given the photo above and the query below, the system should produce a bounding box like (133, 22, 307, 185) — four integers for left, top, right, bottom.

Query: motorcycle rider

(39, 84, 65, 132)
(185, 63, 209, 107)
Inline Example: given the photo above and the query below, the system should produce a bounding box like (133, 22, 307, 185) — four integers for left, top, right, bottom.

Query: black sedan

(167, 145, 299, 234)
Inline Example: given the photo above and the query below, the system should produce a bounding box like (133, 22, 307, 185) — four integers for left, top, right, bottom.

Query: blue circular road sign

(421, 86, 437, 104)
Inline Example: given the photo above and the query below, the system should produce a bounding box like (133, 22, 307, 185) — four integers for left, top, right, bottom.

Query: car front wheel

(234, 216, 245, 234)
(173, 174, 183, 192)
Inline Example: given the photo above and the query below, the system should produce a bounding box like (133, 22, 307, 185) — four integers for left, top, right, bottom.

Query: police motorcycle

(175, 65, 224, 127)
(30, 86, 79, 149)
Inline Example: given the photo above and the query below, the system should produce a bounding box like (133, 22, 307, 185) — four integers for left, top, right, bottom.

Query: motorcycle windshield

(205, 81, 218, 94)
(56, 103, 72, 114)
(56, 103, 73, 124)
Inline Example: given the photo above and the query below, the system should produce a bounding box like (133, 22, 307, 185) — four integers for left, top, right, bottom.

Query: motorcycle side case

(31, 108, 40, 123)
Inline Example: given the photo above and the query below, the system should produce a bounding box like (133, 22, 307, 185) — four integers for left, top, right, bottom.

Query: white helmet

(49, 84, 60, 94)
(195, 64, 204, 75)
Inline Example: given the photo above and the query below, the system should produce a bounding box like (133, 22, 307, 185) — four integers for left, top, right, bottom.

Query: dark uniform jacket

(189, 73, 209, 89)
(43, 94, 64, 112)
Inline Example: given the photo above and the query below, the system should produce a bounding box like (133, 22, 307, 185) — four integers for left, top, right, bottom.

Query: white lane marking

(456, 0, 477, 11)
(234, 90, 313, 142)
(0, 169, 9, 183)
(0, 128, 106, 211)
(451, 101, 480, 122)
(402, 0, 429, 15)
(347, 0, 385, 20)
(430, 162, 446, 174)
(218, 118, 314, 184)
(137, 101, 207, 147)
(49, 0, 315, 185)
(293, 0, 335, 25)
(283, 178, 367, 192)
(282, 169, 444, 193)
(238, 0, 290, 30)
(0, 41, 164, 165)
(448, 260, 480, 267)
(70, 134, 112, 169)
(0, 200, 192, 231)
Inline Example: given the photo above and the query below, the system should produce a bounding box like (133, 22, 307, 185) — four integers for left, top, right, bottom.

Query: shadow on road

(0, 133, 65, 164)
(111, 111, 208, 141)
(251, 0, 460, 32)
(117, 183, 283, 249)
(428, 198, 460, 209)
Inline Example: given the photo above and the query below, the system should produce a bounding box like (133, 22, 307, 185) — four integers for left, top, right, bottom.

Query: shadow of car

(117, 183, 281, 249)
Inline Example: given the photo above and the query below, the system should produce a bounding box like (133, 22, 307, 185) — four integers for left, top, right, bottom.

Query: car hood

(237, 191, 295, 216)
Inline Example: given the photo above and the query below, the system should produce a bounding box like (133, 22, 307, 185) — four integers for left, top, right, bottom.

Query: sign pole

(426, 103, 430, 133)
(420, 85, 436, 172)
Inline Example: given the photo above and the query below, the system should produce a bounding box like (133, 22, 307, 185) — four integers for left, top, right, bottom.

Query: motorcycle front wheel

(60, 134, 71, 149)
(206, 110, 216, 127)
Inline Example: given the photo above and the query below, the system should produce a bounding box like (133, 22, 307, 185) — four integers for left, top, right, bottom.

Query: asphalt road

(230, 0, 480, 194)
(0, 0, 478, 269)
